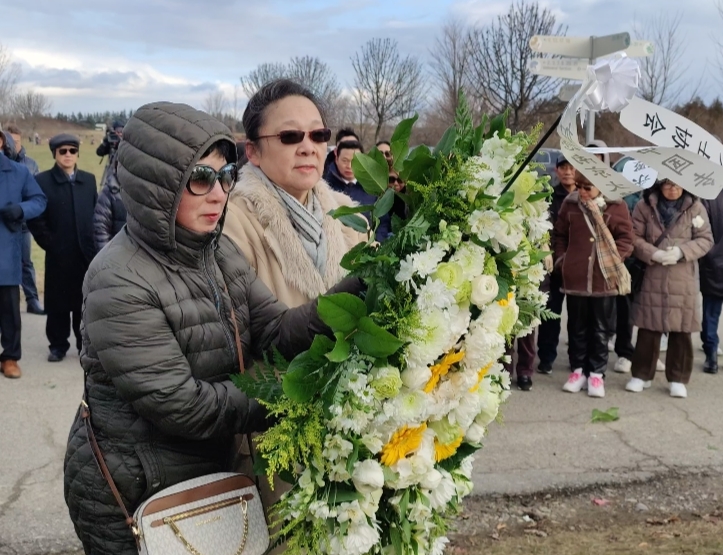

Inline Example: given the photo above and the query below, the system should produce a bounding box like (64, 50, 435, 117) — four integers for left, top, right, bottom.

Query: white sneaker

(614, 357, 632, 373)
(562, 368, 587, 393)
(659, 334, 668, 352)
(670, 382, 687, 398)
(625, 377, 652, 392)
(656, 359, 665, 372)
(608, 337, 615, 352)
(587, 372, 605, 397)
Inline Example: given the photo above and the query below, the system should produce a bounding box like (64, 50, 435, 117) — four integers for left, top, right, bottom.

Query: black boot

(703, 352, 718, 374)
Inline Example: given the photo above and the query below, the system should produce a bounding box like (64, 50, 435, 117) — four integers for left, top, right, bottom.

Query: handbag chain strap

(80, 277, 249, 543)
(164, 499, 250, 555)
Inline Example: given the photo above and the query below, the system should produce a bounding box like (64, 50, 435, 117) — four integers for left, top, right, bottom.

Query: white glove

(651, 250, 667, 264)
(661, 246, 683, 266)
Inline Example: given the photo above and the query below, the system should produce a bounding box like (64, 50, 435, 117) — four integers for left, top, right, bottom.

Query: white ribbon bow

(581, 53, 640, 114)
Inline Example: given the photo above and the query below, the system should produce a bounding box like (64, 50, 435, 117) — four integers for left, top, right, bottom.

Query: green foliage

(591, 407, 620, 423)
(352, 149, 389, 196)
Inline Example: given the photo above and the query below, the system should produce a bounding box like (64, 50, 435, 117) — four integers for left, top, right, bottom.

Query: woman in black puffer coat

(93, 157, 127, 251)
(63, 102, 362, 555)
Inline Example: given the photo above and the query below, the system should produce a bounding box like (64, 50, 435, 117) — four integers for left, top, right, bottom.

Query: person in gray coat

(63, 102, 362, 555)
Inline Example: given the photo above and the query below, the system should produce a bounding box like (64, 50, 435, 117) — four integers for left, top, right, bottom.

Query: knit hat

(49, 133, 80, 154)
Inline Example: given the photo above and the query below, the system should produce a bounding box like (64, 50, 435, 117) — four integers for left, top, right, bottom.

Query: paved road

(1, 308, 722, 554)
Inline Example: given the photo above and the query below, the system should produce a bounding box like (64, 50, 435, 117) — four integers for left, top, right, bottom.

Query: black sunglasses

(389, 176, 404, 185)
(186, 163, 237, 196)
(58, 147, 78, 155)
(577, 185, 594, 191)
(256, 128, 331, 145)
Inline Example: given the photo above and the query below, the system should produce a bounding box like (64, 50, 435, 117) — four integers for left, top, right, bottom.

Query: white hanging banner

(621, 158, 657, 189)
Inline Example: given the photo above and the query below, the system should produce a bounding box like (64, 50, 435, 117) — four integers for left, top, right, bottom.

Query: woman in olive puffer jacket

(63, 102, 362, 555)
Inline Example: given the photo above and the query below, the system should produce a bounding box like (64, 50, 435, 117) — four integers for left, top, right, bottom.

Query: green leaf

(308, 334, 335, 360)
(390, 115, 418, 171)
(318, 293, 367, 333)
(327, 485, 363, 505)
(400, 145, 436, 184)
(390, 527, 403, 555)
(282, 351, 323, 402)
(326, 332, 351, 362)
(399, 489, 410, 517)
(495, 276, 510, 301)
(438, 442, 479, 471)
(473, 115, 488, 154)
(497, 190, 515, 208)
(328, 205, 374, 217)
(591, 407, 620, 423)
(373, 188, 396, 219)
(345, 442, 360, 475)
(487, 112, 506, 139)
(435, 125, 457, 155)
(352, 150, 389, 196)
(402, 519, 412, 544)
(252, 452, 269, 477)
(338, 214, 369, 234)
(353, 316, 404, 358)
(527, 191, 552, 203)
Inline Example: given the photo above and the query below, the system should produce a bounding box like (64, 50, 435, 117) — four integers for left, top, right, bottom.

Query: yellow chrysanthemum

(380, 423, 428, 466)
(469, 362, 494, 393)
(424, 350, 466, 393)
(498, 292, 515, 307)
(434, 433, 465, 462)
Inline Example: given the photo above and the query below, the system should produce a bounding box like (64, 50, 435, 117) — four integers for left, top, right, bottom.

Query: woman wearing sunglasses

(223, 79, 366, 309)
(63, 102, 363, 555)
(626, 178, 712, 398)
(554, 171, 634, 398)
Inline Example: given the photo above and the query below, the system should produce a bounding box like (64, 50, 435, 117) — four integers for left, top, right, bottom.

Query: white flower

(469, 210, 504, 242)
(464, 321, 506, 368)
(352, 459, 385, 494)
(420, 469, 444, 491)
(465, 421, 487, 444)
(470, 275, 499, 308)
(337, 500, 367, 525)
(309, 500, 332, 520)
(594, 195, 607, 209)
(478, 133, 522, 174)
(323, 435, 354, 463)
(476, 387, 502, 426)
(428, 470, 457, 510)
(369, 366, 403, 400)
(693, 215, 705, 229)
(416, 277, 457, 312)
(412, 244, 447, 278)
(395, 257, 415, 283)
(528, 215, 554, 242)
(459, 455, 475, 479)
(431, 537, 450, 555)
(391, 390, 428, 423)
(408, 499, 433, 523)
(401, 364, 432, 391)
(450, 242, 487, 280)
(526, 262, 546, 283)
(343, 522, 380, 555)
(361, 432, 384, 455)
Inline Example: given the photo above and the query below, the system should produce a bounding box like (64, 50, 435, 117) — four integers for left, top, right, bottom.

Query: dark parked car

(533, 148, 562, 178)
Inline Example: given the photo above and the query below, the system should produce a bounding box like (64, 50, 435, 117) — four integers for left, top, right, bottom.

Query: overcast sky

(1, 0, 721, 115)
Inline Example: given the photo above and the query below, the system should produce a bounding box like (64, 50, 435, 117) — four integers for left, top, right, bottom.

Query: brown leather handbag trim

(149, 493, 255, 528)
(142, 475, 256, 518)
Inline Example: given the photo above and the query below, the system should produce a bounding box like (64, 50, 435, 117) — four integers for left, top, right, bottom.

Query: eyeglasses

(577, 185, 594, 191)
(389, 176, 404, 185)
(58, 147, 78, 155)
(186, 163, 237, 196)
(256, 128, 331, 145)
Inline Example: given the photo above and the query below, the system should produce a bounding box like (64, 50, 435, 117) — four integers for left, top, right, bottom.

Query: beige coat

(632, 192, 713, 333)
(223, 164, 367, 308)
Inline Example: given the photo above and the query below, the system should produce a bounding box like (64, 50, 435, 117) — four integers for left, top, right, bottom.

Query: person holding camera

(96, 120, 124, 158)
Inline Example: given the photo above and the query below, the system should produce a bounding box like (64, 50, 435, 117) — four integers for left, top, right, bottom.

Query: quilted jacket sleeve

(93, 184, 114, 251)
(632, 202, 658, 265)
(679, 202, 713, 262)
(85, 267, 261, 440)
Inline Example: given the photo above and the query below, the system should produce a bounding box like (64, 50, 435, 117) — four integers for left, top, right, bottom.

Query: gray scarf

(247, 164, 327, 274)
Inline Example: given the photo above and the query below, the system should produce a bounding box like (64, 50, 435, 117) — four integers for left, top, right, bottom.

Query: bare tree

(287, 56, 341, 110)
(465, 0, 565, 130)
(715, 0, 723, 87)
(240, 62, 287, 98)
(0, 43, 21, 115)
(429, 19, 470, 125)
(11, 89, 52, 119)
(351, 38, 426, 141)
(202, 90, 228, 119)
(633, 12, 692, 106)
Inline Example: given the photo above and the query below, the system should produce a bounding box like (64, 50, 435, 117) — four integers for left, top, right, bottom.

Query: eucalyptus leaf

(353, 316, 404, 358)
(318, 293, 367, 333)
(352, 150, 389, 196)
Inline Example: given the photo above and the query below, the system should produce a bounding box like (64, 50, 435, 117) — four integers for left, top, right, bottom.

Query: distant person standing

(699, 192, 723, 374)
(5, 124, 44, 314)
(323, 127, 360, 175)
(93, 155, 127, 251)
(0, 129, 47, 379)
(27, 134, 97, 362)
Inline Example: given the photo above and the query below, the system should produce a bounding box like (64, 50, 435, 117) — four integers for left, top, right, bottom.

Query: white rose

(419, 468, 443, 491)
(352, 459, 385, 494)
(470, 275, 499, 308)
(692, 215, 705, 229)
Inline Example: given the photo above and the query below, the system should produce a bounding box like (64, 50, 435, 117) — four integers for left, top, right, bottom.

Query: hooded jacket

(63, 103, 353, 555)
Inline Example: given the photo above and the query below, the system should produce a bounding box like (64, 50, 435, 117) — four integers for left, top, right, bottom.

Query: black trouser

(47, 310, 81, 355)
(537, 273, 565, 365)
(614, 292, 636, 359)
(567, 295, 615, 377)
(0, 286, 21, 361)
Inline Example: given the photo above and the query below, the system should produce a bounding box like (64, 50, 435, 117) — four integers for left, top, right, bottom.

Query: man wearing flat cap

(27, 133, 97, 362)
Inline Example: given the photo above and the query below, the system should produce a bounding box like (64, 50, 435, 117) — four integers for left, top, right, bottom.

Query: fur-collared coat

(223, 164, 367, 309)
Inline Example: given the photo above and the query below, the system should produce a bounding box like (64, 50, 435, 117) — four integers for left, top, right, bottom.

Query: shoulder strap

(653, 213, 682, 247)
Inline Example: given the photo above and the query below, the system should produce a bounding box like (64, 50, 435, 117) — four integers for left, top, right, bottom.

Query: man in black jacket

(27, 134, 97, 362)
(700, 194, 723, 374)
(537, 155, 576, 374)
